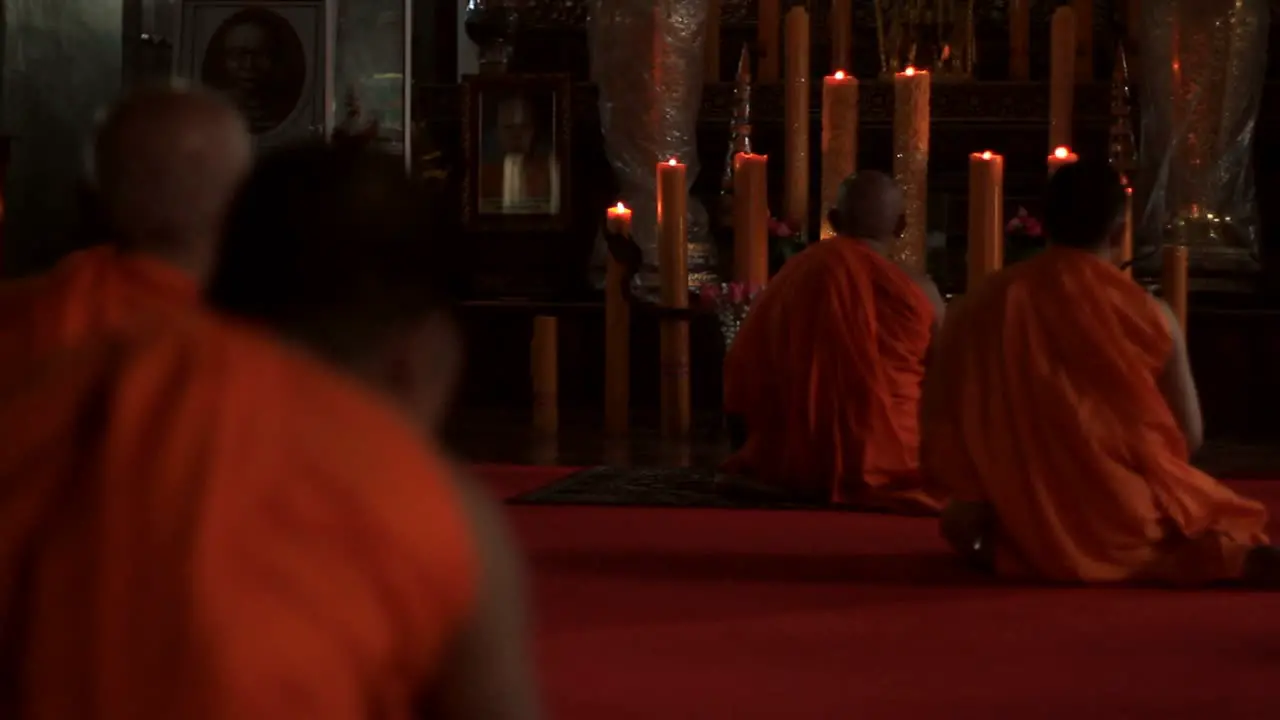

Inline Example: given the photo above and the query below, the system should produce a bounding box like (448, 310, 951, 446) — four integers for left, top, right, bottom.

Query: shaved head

(828, 170, 905, 241)
(93, 85, 251, 280)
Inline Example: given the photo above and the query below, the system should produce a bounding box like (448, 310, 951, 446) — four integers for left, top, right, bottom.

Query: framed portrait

(174, 0, 334, 149)
(332, 0, 413, 170)
(462, 74, 571, 233)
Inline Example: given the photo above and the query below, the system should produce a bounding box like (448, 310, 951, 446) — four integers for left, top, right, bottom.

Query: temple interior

(5, 0, 1280, 716)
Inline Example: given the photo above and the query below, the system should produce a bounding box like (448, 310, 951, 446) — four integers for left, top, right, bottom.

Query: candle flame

(833, 70, 846, 79)
(981, 151, 993, 160)
(667, 158, 678, 166)
(614, 202, 626, 211)
(903, 66, 916, 76)
(1053, 146, 1070, 159)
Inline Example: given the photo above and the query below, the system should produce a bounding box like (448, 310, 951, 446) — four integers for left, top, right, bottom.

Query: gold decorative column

(783, 5, 810, 235)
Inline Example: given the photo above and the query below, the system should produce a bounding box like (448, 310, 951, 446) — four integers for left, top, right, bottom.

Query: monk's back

(0, 316, 476, 718)
(0, 246, 199, 374)
(724, 239, 939, 510)
(927, 247, 1268, 581)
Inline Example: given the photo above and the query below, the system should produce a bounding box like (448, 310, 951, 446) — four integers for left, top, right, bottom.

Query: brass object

(872, 0, 975, 79)
(1137, 0, 1267, 272)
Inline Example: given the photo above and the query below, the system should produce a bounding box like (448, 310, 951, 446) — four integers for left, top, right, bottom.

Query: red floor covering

(476, 465, 1280, 719)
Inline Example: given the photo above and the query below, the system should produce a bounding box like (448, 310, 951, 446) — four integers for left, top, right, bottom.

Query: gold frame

(461, 73, 572, 233)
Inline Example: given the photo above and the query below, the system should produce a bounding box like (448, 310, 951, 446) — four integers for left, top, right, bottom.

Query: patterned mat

(508, 466, 851, 511)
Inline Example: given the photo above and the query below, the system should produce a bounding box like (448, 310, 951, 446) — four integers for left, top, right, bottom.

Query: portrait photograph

(463, 75, 571, 232)
(176, 1, 327, 146)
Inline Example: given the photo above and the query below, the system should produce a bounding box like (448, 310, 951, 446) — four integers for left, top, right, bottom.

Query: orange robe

(923, 247, 1269, 583)
(0, 314, 477, 718)
(723, 238, 943, 513)
(0, 245, 199, 375)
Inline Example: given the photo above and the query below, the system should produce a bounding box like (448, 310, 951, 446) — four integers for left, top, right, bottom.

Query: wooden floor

(447, 407, 1280, 477)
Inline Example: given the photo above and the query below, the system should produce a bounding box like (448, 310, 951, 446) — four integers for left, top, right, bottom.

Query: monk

(722, 171, 947, 513)
(478, 95, 560, 215)
(0, 85, 250, 372)
(0, 143, 539, 717)
(922, 160, 1278, 586)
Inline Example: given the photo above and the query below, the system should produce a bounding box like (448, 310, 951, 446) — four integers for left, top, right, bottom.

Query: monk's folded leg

(940, 500, 995, 572)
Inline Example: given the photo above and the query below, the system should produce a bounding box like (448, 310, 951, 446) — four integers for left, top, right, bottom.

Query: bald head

(496, 95, 535, 154)
(93, 85, 251, 280)
(828, 171, 905, 241)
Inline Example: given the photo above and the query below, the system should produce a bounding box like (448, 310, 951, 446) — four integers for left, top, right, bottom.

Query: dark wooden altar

(421, 0, 1280, 442)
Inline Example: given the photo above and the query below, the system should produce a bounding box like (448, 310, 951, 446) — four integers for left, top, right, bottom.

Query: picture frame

(462, 74, 572, 233)
(173, 0, 336, 149)
(330, 0, 413, 171)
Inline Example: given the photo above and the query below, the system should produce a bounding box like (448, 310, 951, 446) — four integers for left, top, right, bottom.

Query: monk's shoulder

(879, 260, 944, 321)
(264, 336, 478, 590)
(207, 324, 478, 656)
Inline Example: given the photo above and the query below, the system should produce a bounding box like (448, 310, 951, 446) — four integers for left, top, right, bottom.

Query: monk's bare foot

(1242, 546, 1280, 589)
(940, 500, 995, 572)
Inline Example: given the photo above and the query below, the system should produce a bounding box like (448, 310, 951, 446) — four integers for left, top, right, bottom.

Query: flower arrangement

(698, 281, 765, 349)
(768, 217, 807, 271)
(1005, 206, 1046, 265)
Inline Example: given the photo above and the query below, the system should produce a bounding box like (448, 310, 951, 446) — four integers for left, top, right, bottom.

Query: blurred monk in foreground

(0, 85, 250, 372)
(0, 143, 539, 718)
(722, 171, 947, 513)
(923, 161, 1279, 587)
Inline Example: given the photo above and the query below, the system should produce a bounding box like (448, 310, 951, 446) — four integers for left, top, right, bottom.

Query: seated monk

(477, 95, 559, 215)
(0, 144, 538, 717)
(722, 171, 947, 514)
(0, 85, 250, 372)
(922, 161, 1278, 587)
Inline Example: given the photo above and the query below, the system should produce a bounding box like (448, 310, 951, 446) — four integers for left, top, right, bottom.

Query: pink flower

(697, 283, 721, 309)
(1006, 206, 1043, 237)
(768, 217, 794, 237)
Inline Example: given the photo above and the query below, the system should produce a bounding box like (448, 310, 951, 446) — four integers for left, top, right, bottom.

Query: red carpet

(477, 465, 1280, 719)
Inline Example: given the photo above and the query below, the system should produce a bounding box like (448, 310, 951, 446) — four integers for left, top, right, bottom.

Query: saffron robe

(0, 314, 478, 718)
(0, 245, 199, 374)
(723, 238, 943, 513)
(922, 247, 1269, 583)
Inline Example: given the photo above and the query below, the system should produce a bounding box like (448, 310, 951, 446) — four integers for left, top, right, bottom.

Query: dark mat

(508, 465, 851, 511)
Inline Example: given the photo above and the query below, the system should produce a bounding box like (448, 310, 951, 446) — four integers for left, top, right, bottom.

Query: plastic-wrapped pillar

(1136, 0, 1266, 273)
(2, 0, 124, 276)
(589, 0, 714, 293)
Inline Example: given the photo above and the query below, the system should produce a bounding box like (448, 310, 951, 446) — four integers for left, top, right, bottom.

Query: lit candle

(1120, 186, 1134, 277)
(1047, 145, 1078, 177)
(1009, 0, 1030, 80)
(656, 157, 690, 438)
(892, 66, 930, 271)
(1073, 0, 1093, 82)
(1049, 6, 1077, 151)
(831, 0, 852, 73)
(606, 202, 632, 236)
(1162, 244, 1188, 332)
(967, 151, 1004, 291)
(758, 0, 780, 83)
(821, 71, 859, 240)
(783, 5, 810, 235)
(604, 202, 631, 434)
(734, 152, 770, 286)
